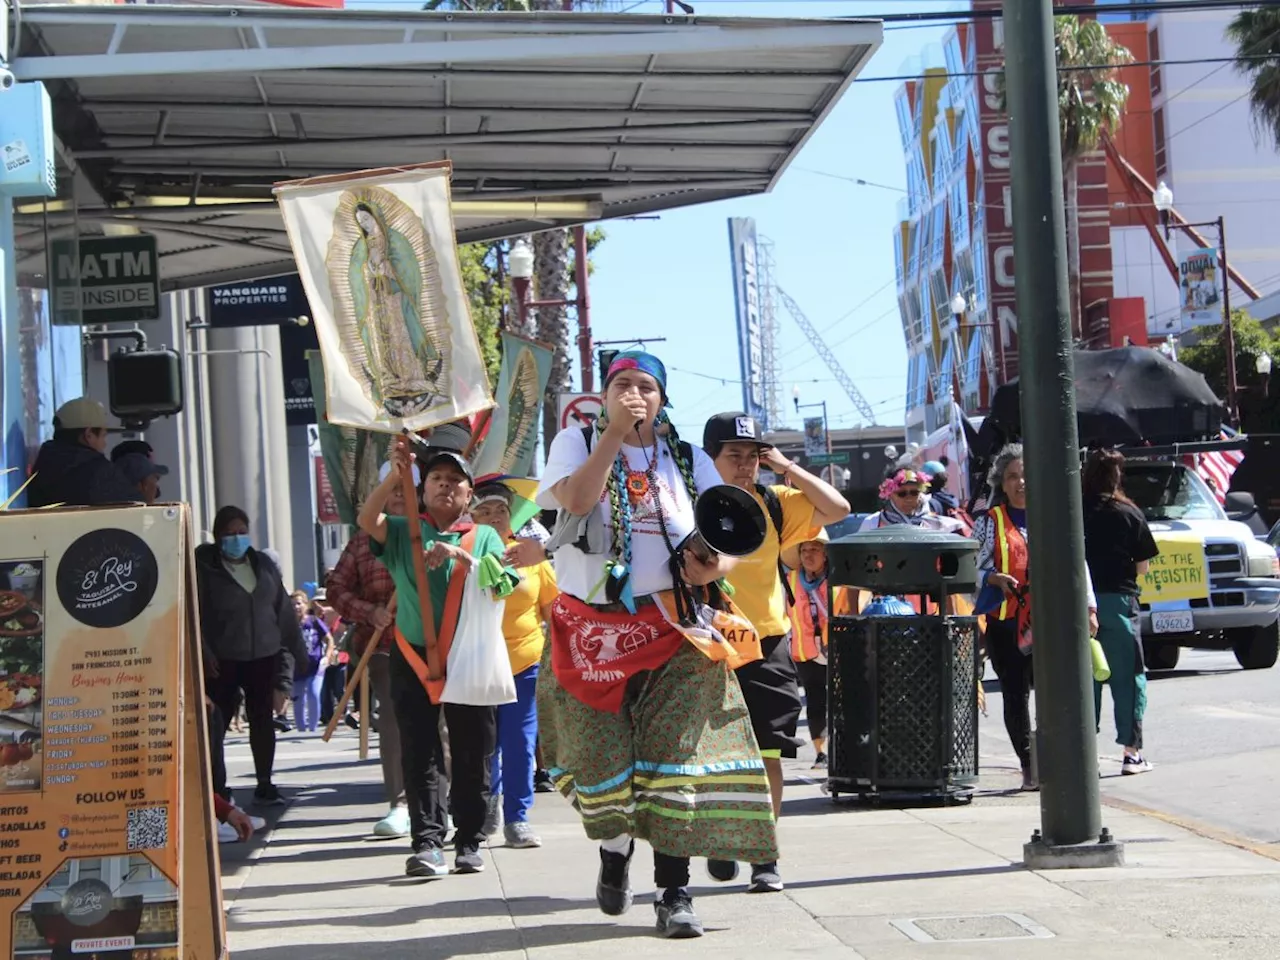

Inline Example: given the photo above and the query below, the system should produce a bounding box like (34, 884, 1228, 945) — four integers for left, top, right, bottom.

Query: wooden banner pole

(358, 670, 371, 760)
(322, 594, 396, 743)
(400, 434, 443, 680)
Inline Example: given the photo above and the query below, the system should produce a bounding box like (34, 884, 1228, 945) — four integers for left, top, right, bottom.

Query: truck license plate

(1151, 611, 1194, 634)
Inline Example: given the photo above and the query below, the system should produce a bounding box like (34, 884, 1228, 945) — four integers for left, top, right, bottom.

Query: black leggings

(985, 618, 1034, 771)
(208, 655, 280, 791)
(654, 852, 689, 889)
(795, 659, 828, 743)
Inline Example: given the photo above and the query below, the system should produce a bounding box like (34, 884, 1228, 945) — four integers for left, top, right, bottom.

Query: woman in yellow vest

(784, 530, 852, 769)
(470, 481, 559, 849)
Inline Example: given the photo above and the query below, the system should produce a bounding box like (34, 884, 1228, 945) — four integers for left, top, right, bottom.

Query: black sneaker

(812, 750, 828, 769)
(344, 714, 360, 731)
(749, 862, 783, 893)
(253, 784, 287, 807)
(654, 887, 704, 939)
(272, 716, 292, 733)
(596, 842, 634, 916)
(706, 859, 740, 882)
(454, 844, 485, 874)
(406, 848, 448, 879)
(534, 769, 555, 794)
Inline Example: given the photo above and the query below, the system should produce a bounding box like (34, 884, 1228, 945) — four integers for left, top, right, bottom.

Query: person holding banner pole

(359, 439, 508, 879)
(326, 461, 413, 838)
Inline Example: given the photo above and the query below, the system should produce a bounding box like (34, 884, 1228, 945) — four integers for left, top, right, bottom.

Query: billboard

(727, 218, 767, 426)
(1179, 247, 1222, 328)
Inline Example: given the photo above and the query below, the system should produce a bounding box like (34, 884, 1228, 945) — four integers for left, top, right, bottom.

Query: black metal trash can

(825, 526, 980, 802)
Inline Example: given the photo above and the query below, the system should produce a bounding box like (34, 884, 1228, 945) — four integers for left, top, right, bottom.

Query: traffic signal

(598, 349, 619, 390)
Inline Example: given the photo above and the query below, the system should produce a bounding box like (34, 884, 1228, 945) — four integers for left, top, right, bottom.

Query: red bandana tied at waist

(549, 594, 686, 713)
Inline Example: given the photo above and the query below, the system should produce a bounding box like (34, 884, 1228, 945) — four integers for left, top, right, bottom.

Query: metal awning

(9, 6, 882, 291)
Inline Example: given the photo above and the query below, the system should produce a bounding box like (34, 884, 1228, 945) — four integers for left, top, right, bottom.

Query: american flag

(1192, 427, 1245, 504)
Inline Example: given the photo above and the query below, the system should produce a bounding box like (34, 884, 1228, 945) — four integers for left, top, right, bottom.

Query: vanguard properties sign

(728, 217, 767, 428)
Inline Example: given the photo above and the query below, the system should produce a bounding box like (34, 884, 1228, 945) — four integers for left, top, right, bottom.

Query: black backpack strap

(757, 483, 795, 607)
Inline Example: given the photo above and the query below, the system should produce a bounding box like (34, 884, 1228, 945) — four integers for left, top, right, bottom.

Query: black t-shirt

(1082, 496, 1160, 596)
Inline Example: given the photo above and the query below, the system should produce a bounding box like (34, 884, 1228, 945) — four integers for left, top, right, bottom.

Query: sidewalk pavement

(219, 732, 1280, 960)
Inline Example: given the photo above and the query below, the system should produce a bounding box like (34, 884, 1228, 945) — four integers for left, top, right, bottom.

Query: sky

(347, 0, 960, 438)
(580, 1, 958, 441)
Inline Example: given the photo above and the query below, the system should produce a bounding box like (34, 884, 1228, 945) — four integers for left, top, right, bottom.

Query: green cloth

(223, 559, 257, 595)
(370, 517, 504, 648)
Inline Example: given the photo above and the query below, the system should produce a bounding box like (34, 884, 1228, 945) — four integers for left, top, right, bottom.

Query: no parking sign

(559, 393, 603, 430)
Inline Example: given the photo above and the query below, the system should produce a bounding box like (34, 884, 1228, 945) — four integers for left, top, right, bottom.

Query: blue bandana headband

(604, 351, 672, 407)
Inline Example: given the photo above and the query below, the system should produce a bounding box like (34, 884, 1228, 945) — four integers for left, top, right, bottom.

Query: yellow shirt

(725, 486, 820, 638)
(502, 546, 559, 675)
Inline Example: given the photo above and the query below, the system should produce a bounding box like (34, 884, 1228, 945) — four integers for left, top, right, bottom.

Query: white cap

(379, 461, 421, 487)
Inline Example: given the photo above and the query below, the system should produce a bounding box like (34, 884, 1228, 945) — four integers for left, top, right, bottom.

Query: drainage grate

(890, 913, 1055, 943)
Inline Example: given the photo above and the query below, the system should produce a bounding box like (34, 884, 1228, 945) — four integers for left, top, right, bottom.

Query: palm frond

(0, 470, 36, 512)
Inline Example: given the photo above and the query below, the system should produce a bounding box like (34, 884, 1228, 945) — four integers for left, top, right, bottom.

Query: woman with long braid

(536, 352, 777, 940)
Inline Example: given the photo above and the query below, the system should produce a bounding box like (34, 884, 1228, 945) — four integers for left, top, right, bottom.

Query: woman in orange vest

(785, 530, 852, 769)
(974, 444, 1097, 791)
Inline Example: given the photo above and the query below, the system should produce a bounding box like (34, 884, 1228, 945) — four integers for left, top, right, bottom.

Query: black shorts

(735, 633, 804, 759)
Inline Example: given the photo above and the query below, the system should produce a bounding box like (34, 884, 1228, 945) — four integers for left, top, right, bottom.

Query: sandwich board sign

(50, 236, 161, 325)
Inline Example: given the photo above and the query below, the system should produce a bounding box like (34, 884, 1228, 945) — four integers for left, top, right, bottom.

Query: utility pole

(1003, 0, 1122, 867)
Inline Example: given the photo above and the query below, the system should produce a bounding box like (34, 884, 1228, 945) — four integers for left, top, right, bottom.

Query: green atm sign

(50, 235, 161, 325)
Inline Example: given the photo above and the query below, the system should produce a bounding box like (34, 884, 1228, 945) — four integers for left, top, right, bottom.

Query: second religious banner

(275, 162, 494, 433)
(472, 332, 553, 480)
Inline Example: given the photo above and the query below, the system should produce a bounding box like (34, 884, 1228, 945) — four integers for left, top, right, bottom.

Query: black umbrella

(984, 345, 1224, 448)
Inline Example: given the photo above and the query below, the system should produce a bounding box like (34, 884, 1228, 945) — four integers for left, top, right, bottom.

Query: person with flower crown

(861, 468, 968, 534)
(535, 351, 777, 940)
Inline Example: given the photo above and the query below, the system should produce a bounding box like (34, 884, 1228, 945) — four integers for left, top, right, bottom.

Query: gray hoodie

(194, 544, 305, 670)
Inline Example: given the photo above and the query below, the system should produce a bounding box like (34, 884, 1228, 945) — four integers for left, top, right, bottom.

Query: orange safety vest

(787, 569, 850, 662)
(991, 505, 1029, 622)
(393, 529, 477, 705)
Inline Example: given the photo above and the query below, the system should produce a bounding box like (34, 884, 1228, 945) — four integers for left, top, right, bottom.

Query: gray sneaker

(504, 822, 542, 848)
(482, 794, 502, 837)
(405, 848, 448, 879)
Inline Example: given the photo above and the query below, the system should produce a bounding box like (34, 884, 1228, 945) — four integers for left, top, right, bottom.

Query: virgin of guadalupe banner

(275, 162, 494, 432)
(308, 350, 390, 527)
(472, 331, 554, 479)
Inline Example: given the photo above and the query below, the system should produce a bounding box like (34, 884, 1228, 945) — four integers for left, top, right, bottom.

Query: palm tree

(1054, 16, 1133, 335)
(1227, 9, 1280, 151)
(533, 228, 573, 456)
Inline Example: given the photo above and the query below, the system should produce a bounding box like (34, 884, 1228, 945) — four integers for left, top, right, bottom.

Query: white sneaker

(217, 821, 241, 844)
(373, 806, 411, 838)
(249, 815, 267, 833)
(1121, 754, 1152, 775)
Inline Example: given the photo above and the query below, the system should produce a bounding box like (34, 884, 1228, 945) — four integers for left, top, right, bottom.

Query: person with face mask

(27, 398, 140, 508)
(196, 506, 307, 807)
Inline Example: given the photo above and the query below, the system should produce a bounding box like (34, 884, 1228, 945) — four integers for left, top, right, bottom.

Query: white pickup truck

(1124, 459, 1280, 671)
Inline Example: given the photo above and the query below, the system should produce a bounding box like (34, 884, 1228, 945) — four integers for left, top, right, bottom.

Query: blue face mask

(220, 534, 252, 560)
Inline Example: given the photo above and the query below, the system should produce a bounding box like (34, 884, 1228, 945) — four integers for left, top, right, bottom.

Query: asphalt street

(982, 648, 1280, 848)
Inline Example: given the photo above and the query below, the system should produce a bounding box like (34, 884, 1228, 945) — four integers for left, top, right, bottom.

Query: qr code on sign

(126, 805, 169, 851)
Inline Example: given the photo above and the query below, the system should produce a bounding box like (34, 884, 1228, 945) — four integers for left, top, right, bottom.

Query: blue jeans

(490, 663, 539, 824)
(293, 670, 324, 732)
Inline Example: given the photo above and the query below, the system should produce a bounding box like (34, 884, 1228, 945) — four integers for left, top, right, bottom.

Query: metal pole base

(1023, 828, 1125, 870)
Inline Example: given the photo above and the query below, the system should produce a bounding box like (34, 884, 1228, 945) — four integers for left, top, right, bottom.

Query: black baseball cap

(111, 439, 154, 462)
(703, 412, 771, 459)
(420, 449, 474, 484)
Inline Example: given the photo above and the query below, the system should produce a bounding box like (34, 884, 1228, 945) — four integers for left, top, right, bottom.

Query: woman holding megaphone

(536, 351, 778, 940)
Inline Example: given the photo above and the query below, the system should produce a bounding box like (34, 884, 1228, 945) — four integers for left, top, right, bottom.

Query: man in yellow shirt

(702, 412, 851, 893)
(470, 482, 559, 849)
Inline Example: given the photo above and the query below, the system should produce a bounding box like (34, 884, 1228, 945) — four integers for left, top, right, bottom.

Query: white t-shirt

(537, 427, 724, 601)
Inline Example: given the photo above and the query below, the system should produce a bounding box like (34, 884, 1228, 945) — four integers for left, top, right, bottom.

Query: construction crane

(775, 286, 876, 425)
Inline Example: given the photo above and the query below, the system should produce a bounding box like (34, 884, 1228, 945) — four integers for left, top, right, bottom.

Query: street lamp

(506, 230, 597, 392)
(1150, 181, 1238, 422)
(949, 292, 967, 317)
(1257, 353, 1272, 376)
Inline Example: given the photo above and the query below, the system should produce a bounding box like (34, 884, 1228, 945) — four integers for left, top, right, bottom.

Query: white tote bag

(440, 566, 517, 706)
